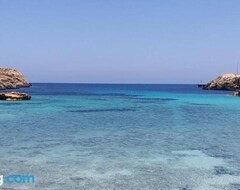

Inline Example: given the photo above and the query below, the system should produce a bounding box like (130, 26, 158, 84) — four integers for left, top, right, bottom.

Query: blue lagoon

(0, 84, 240, 190)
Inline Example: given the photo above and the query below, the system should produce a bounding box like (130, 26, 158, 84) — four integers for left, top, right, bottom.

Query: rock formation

(233, 90, 240, 96)
(203, 73, 240, 91)
(0, 92, 31, 101)
(0, 68, 31, 89)
(0, 68, 31, 100)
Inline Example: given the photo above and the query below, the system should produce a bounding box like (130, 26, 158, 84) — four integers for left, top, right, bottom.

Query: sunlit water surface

(0, 84, 240, 190)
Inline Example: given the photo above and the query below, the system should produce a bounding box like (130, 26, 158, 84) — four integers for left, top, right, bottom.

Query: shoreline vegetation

(0, 68, 31, 101)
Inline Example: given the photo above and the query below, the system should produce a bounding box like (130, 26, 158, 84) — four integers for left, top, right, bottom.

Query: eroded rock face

(0, 92, 31, 101)
(203, 74, 240, 91)
(0, 68, 31, 89)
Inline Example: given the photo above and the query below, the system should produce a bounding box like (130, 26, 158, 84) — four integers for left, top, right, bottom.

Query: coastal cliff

(0, 68, 31, 89)
(203, 73, 240, 91)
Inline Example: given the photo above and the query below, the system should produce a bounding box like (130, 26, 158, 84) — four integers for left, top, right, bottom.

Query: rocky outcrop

(0, 68, 31, 89)
(233, 90, 240, 96)
(203, 73, 240, 91)
(0, 92, 31, 101)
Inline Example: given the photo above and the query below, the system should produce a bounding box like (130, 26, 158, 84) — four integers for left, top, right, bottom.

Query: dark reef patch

(230, 183, 240, 189)
(70, 177, 87, 181)
(63, 105, 82, 109)
(0, 102, 23, 106)
(25, 102, 43, 105)
(87, 98, 107, 101)
(69, 108, 136, 113)
(30, 91, 97, 96)
(34, 91, 142, 98)
(0, 102, 43, 106)
(214, 166, 236, 176)
(190, 103, 211, 106)
(135, 97, 176, 101)
(99, 93, 141, 97)
(180, 185, 192, 190)
(130, 97, 177, 103)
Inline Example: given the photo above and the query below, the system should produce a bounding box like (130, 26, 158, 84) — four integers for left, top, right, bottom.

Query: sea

(0, 83, 240, 190)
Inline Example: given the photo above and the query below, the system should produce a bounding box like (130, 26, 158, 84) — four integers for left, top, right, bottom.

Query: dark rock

(0, 92, 31, 101)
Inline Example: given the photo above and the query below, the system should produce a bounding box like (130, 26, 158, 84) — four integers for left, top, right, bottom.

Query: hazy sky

(1, 0, 240, 83)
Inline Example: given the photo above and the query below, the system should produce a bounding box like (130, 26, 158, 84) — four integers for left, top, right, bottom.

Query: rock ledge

(0, 92, 31, 101)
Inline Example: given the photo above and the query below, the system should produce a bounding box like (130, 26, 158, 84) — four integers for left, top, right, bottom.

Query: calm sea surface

(0, 84, 240, 190)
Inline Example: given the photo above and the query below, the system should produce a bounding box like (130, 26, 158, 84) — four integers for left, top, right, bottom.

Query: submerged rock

(203, 73, 240, 91)
(0, 68, 31, 90)
(0, 92, 31, 101)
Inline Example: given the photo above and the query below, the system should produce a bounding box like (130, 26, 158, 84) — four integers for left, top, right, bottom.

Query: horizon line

(30, 82, 200, 85)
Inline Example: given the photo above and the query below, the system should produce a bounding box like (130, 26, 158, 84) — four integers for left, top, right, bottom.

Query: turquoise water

(0, 84, 240, 190)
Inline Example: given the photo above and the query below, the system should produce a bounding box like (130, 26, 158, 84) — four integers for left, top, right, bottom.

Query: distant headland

(201, 73, 240, 96)
(0, 68, 31, 100)
(0, 68, 31, 89)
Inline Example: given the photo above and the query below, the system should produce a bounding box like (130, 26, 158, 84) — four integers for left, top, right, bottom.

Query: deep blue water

(0, 84, 240, 190)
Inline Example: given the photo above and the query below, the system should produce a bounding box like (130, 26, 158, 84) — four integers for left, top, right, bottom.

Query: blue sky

(1, 0, 240, 83)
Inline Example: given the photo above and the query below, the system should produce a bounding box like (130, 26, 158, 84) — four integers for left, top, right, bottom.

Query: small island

(202, 73, 240, 96)
(0, 68, 31, 100)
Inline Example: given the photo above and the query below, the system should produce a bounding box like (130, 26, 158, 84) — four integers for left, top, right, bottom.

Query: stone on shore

(0, 92, 31, 101)
(203, 73, 240, 91)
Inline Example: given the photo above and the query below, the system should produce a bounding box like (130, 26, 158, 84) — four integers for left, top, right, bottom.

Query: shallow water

(0, 84, 240, 190)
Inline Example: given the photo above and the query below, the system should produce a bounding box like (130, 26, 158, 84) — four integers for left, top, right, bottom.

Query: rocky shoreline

(0, 68, 31, 101)
(203, 73, 240, 91)
(0, 68, 31, 89)
(202, 73, 240, 96)
(0, 92, 31, 101)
